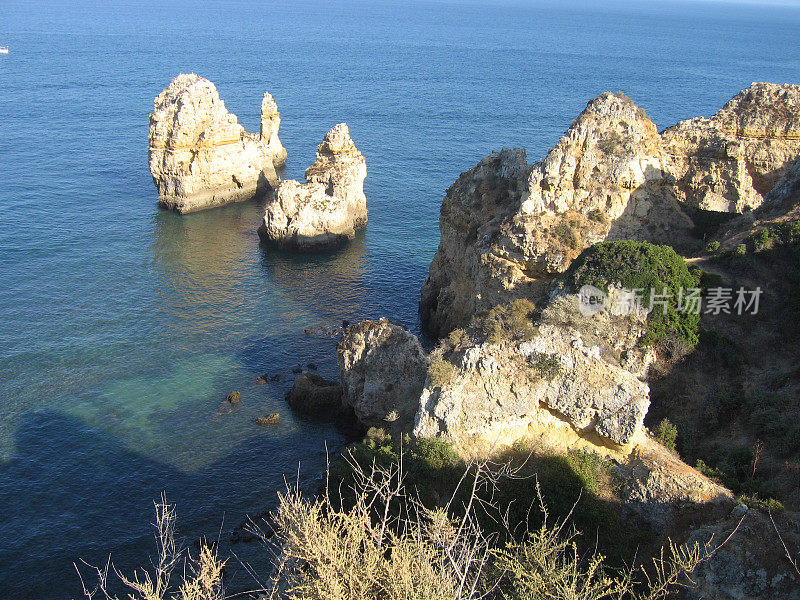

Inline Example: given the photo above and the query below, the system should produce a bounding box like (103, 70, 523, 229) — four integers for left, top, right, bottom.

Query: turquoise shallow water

(1, 0, 800, 597)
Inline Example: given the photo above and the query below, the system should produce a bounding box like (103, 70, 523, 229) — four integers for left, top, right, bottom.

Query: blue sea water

(1, 0, 799, 597)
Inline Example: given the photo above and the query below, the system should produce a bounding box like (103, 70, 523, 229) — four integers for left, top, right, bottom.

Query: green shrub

(553, 222, 580, 250)
(750, 228, 775, 251)
(737, 494, 785, 513)
(653, 418, 678, 452)
(528, 352, 563, 380)
(734, 243, 747, 256)
(428, 358, 457, 387)
(565, 450, 612, 495)
(748, 221, 800, 252)
(695, 459, 727, 484)
(407, 436, 461, 474)
(705, 241, 720, 253)
(745, 393, 800, 456)
(564, 241, 700, 349)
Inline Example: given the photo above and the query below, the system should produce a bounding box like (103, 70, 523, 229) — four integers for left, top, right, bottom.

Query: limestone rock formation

(420, 92, 692, 337)
(614, 440, 732, 530)
(421, 84, 800, 337)
(149, 73, 287, 213)
(337, 318, 428, 430)
(259, 123, 367, 251)
(414, 294, 652, 448)
(662, 82, 800, 212)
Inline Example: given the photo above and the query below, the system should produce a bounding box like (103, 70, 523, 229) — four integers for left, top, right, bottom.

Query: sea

(1, 0, 799, 597)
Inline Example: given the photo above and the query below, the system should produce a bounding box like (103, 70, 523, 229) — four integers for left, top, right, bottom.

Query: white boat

(0, 47, 8, 54)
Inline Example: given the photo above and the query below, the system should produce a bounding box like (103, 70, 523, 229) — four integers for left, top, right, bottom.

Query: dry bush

(76, 494, 225, 600)
(428, 357, 458, 388)
(259, 455, 715, 600)
(77, 458, 720, 600)
(263, 457, 494, 600)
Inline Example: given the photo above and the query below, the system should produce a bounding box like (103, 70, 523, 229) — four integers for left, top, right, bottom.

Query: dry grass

(481, 299, 538, 346)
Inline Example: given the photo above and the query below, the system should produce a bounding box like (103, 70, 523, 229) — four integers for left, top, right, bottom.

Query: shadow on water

(257, 228, 430, 335)
(257, 230, 369, 321)
(0, 411, 340, 600)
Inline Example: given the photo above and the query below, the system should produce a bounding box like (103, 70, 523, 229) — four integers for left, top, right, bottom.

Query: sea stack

(148, 73, 287, 213)
(259, 123, 367, 251)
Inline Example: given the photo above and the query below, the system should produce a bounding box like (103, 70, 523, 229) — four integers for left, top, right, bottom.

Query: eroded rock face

(662, 82, 800, 212)
(260, 123, 367, 251)
(420, 93, 692, 337)
(338, 318, 427, 430)
(615, 441, 732, 530)
(414, 294, 651, 448)
(149, 73, 287, 213)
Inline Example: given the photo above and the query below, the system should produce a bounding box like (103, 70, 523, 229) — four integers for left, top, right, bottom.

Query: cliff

(662, 82, 800, 212)
(420, 83, 800, 338)
(148, 73, 287, 213)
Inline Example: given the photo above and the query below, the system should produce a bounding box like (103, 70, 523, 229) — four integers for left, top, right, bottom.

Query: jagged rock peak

(420, 91, 691, 338)
(148, 73, 287, 213)
(259, 123, 367, 252)
(260, 92, 288, 163)
(522, 91, 664, 219)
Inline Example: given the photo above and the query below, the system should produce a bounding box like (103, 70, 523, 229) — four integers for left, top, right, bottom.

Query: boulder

(149, 73, 287, 213)
(254, 413, 281, 426)
(614, 439, 733, 530)
(259, 124, 367, 251)
(285, 371, 343, 418)
(337, 319, 428, 430)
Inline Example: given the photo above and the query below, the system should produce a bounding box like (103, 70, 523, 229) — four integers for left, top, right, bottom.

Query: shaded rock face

(149, 73, 287, 213)
(662, 82, 800, 212)
(761, 154, 800, 216)
(614, 441, 732, 530)
(686, 509, 800, 600)
(414, 294, 651, 448)
(285, 371, 343, 418)
(421, 84, 800, 338)
(337, 318, 428, 431)
(259, 123, 367, 251)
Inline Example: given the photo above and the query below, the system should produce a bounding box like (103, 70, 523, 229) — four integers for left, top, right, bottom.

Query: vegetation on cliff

(565, 241, 701, 349)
